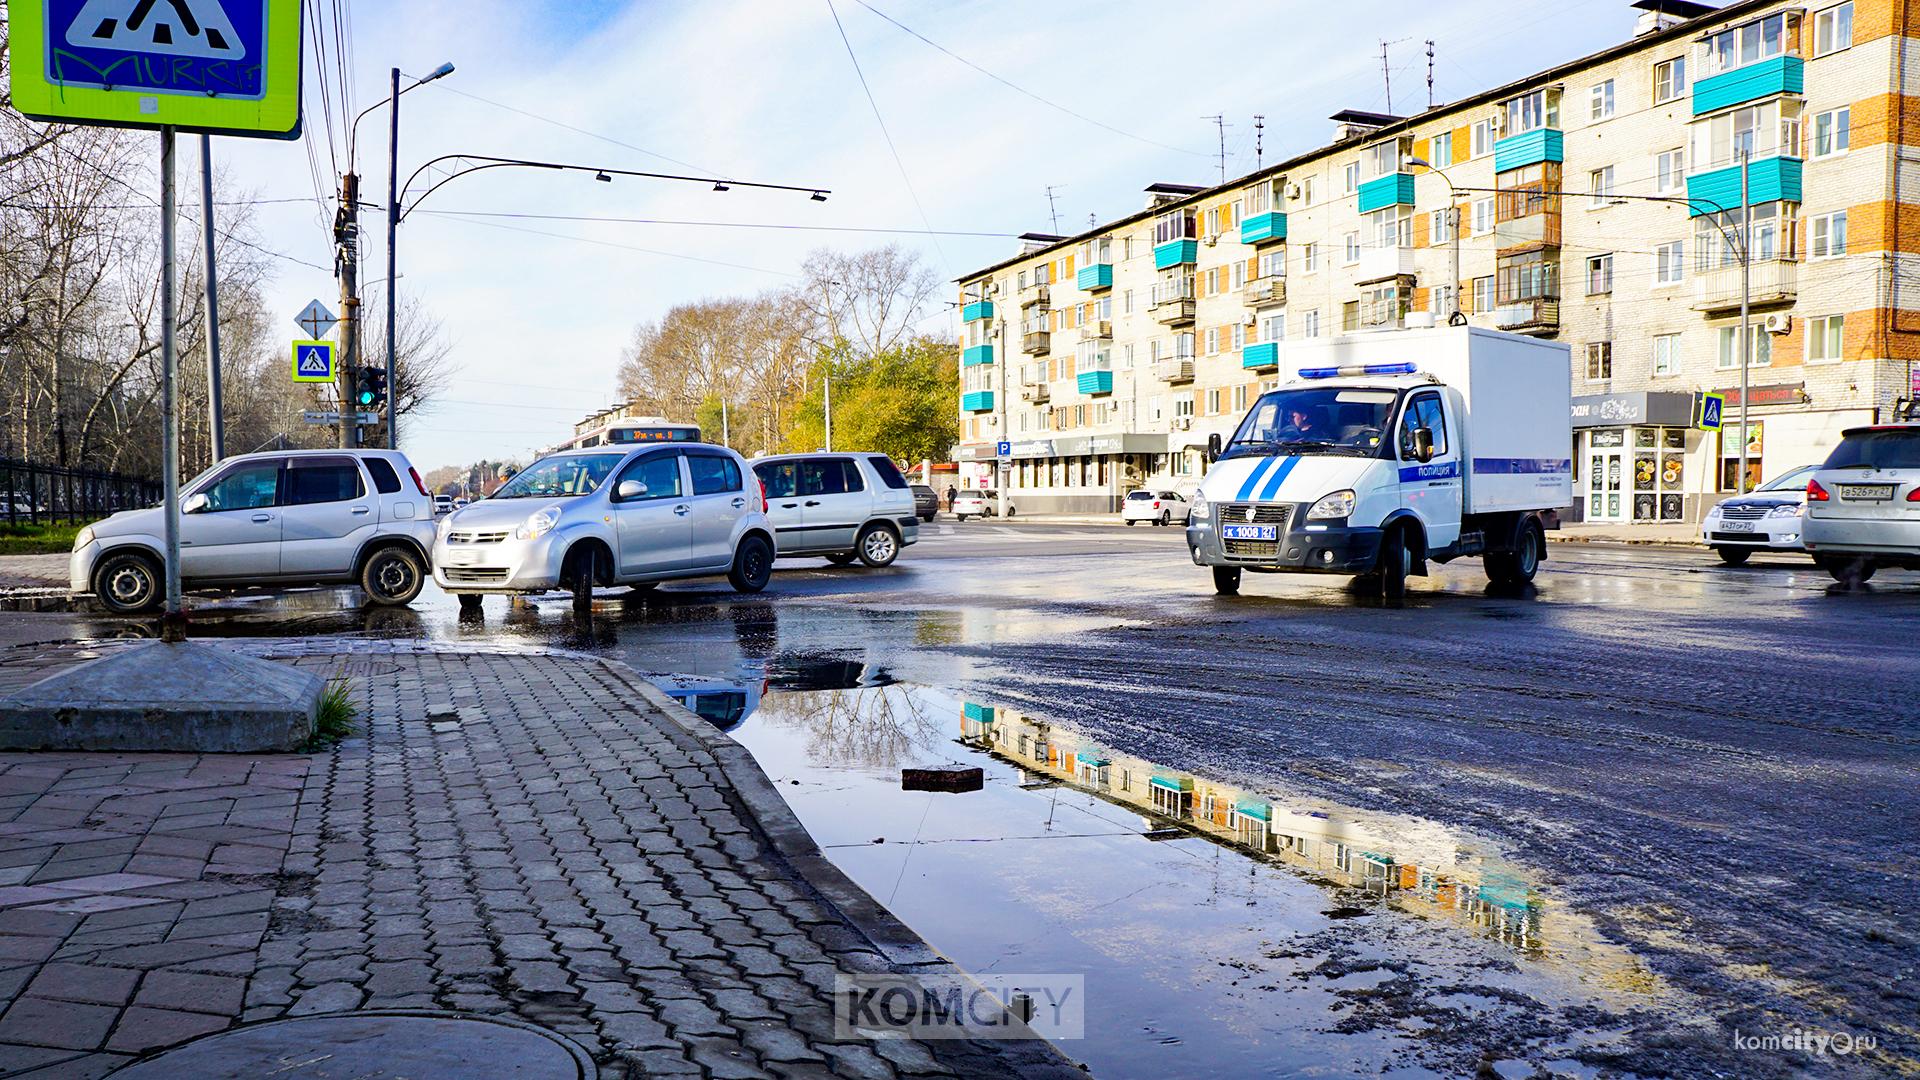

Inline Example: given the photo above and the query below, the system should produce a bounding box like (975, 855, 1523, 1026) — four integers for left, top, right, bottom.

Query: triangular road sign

(296, 346, 330, 375)
(66, 0, 246, 61)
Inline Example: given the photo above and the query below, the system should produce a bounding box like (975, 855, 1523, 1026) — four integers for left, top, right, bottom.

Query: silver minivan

(750, 453, 919, 567)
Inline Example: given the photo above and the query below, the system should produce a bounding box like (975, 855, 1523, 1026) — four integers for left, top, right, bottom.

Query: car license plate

(1838, 484, 1895, 501)
(1222, 524, 1278, 541)
(446, 548, 479, 566)
(1719, 520, 1754, 533)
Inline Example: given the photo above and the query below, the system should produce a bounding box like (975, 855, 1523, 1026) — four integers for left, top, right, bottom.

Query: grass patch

(0, 523, 83, 556)
(303, 677, 359, 751)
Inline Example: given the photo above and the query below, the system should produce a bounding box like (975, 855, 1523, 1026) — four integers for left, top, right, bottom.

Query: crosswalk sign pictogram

(291, 340, 334, 383)
(66, 0, 244, 59)
(1694, 391, 1725, 432)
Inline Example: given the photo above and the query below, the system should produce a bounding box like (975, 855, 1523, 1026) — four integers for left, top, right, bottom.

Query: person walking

(945, 485, 958, 511)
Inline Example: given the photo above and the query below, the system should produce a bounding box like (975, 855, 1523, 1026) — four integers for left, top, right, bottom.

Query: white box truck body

(1185, 326, 1573, 596)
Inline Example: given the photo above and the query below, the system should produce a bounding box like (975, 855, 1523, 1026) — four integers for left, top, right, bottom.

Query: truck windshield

(492, 453, 625, 498)
(1223, 387, 1399, 459)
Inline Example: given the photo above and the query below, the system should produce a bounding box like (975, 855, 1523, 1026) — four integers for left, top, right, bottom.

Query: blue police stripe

(1257, 456, 1300, 500)
(1470, 458, 1572, 475)
(1236, 457, 1277, 500)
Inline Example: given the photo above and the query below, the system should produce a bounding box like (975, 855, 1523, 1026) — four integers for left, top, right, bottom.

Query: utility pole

(1737, 146, 1752, 494)
(1253, 115, 1264, 170)
(198, 135, 225, 462)
(158, 127, 183, 639)
(1204, 115, 1228, 184)
(1381, 41, 1393, 114)
(335, 171, 361, 449)
(1426, 40, 1435, 109)
(1044, 184, 1063, 233)
(384, 66, 400, 449)
(823, 377, 832, 451)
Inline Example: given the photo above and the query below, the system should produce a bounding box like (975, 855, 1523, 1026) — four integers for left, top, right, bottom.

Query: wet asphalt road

(3, 521, 1916, 1077)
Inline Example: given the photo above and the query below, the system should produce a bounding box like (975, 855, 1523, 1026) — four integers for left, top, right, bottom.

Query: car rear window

(1825, 430, 1920, 470)
(866, 456, 909, 489)
(688, 454, 743, 495)
(1127, 491, 1152, 500)
(364, 457, 403, 494)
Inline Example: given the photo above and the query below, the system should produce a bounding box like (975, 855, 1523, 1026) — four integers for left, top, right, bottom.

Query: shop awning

(962, 702, 995, 723)
(1149, 775, 1193, 793)
(1074, 750, 1110, 768)
(1232, 799, 1271, 822)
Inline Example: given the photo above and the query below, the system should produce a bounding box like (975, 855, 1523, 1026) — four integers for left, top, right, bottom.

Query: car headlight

(73, 526, 94, 549)
(1705, 505, 1723, 519)
(1306, 489, 1355, 520)
(1767, 504, 1803, 518)
(515, 506, 561, 540)
(1189, 492, 1210, 519)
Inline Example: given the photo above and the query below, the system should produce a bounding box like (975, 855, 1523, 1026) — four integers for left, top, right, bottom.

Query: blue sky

(211, 0, 1636, 470)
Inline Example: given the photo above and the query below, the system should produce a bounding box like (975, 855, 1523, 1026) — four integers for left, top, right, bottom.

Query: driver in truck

(1282, 405, 1330, 443)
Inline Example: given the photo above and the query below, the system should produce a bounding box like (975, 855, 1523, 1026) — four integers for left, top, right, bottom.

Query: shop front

(1001, 433, 1169, 514)
(1569, 392, 1703, 524)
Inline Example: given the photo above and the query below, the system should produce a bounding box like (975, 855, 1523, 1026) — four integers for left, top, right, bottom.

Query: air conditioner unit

(1287, 184, 1302, 201)
(1242, 311, 1258, 326)
(1172, 416, 1193, 431)
(1763, 313, 1792, 335)
(1204, 233, 1220, 246)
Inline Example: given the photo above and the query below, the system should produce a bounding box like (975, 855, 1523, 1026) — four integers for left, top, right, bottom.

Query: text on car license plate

(1838, 484, 1894, 501)
(1719, 520, 1754, 532)
(1222, 524, 1278, 541)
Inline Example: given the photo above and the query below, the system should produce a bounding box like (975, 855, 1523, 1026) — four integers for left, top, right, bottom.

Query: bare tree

(796, 244, 940, 359)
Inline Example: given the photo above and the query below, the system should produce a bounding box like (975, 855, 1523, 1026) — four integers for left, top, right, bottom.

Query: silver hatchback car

(432, 443, 774, 612)
(1802, 423, 1920, 583)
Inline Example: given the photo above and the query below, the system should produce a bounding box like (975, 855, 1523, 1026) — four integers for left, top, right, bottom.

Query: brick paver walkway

(0, 645, 1076, 1078)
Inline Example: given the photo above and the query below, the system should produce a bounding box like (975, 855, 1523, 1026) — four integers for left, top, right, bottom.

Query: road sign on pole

(996, 440, 1012, 459)
(1693, 391, 1725, 432)
(291, 340, 335, 382)
(293, 299, 337, 340)
(7, 0, 304, 138)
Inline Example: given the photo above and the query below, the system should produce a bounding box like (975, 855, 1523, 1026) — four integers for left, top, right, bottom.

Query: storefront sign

(1718, 383, 1805, 408)
(1570, 392, 1694, 428)
(953, 443, 998, 462)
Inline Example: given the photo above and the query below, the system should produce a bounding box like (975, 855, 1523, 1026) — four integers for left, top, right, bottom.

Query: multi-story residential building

(954, 0, 1918, 524)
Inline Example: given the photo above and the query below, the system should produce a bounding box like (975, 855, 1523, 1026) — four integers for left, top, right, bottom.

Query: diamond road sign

(293, 299, 336, 340)
(7, 0, 303, 138)
(291, 339, 334, 383)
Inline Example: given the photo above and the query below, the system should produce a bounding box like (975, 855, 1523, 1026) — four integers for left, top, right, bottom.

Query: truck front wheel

(1378, 527, 1410, 598)
(1211, 566, 1241, 595)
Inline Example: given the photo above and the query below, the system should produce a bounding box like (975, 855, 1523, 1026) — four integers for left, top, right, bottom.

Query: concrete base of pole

(0, 641, 322, 752)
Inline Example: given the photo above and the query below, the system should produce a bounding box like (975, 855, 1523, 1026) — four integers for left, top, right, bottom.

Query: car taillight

(1807, 479, 1829, 502)
(758, 478, 768, 513)
(1908, 486, 1920, 503)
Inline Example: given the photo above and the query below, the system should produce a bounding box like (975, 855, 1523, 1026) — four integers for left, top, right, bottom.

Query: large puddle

(647, 668, 1679, 1079)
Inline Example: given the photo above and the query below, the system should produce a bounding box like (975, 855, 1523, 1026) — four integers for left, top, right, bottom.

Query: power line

(431, 84, 726, 179)
(427, 214, 797, 277)
(411, 208, 1020, 237)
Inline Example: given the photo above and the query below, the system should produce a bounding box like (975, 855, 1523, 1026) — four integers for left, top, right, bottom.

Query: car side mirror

(1206, 433, 1222, 463)
(615, 479, 648, 501)
(182, 493, 209, 514)
(1412, 427, 1435, 463)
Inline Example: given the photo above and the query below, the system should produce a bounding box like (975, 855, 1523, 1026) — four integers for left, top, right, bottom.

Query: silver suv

(1802, 423, 1920, 583)
(70, 449, 436, 615)
(433, 443, 774, 612)
(750, 453, 919, 567)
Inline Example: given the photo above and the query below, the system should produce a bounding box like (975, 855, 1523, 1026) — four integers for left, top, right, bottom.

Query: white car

(433, 442, 774, 612)
(1802, 423, 1920, 583)
(433, 494, 455, 516)
(952, 490, 1012, 521)
(1700, 464, 1819, 565)
(1122, 489, 1189, 527)
(70, 449, 435, 615)
(749, 453, 919, 567)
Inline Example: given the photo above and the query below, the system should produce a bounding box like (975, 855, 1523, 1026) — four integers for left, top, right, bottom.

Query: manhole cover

(106, 1010, 591, 1078)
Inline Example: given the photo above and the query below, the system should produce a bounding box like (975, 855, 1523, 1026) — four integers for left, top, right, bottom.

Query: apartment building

(954, 0, 1919, 523)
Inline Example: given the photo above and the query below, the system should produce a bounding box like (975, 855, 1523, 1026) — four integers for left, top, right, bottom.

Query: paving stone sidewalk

(0, 643, 1081, 1078)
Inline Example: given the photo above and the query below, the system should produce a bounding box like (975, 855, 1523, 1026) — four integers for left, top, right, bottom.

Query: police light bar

(1297, 362, 1420, 379)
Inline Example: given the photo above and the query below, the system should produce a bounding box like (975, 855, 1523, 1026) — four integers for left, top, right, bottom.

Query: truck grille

(449, 530, 510, 544)
(1219, 502, 1291, 524)
(442, 568, 509, 584)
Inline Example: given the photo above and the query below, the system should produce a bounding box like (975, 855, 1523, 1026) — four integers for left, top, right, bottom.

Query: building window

(1808, 314, 1845, 361)
(1233, 385, 1247, 412)
(1656, 148, 1685, 193)
(1122, 343, 1134, 369)
(1258, 249, 1286, 279)
(1363, 139, 1404, 179)
(1303, 310, 1321, 337)
(1705, 12, 1791, 77)
(1653, 333, 1681, 376)
(1430, 207, 1455, 245)
(1246, 183, 1270, 214)
(1472, 197, 1496, 235)
(1302, 242, 1320, 273)
(1341, 301, 1361, 332)
(1689, 100, 1802, 172)
(1367, 206, 1412, 250)
(1343, 161, 1360, 194)
(1586, 341, 1613, 381)
(1813, 2, 1853, 57)
(1655, 242, 1685, 285)
(1502, 88, 1558, 136)
(1301, 175, 1317, 205)
(1472, 276, 1493, 314)
(1471, 118, 1495, 158)
(1204, 327, 1219, 355)
(1812, 108, 1850, 158)
(1123, 289, 1134, 314)
(1231, 323, 1245, 350)
(1232, 261, 1246, 290)
(1590, 80, 1615, 121)
(1695, 202, 1785, 268)
(1343, 232, 1361, 263)
(1810, 211, 1848, 258)
(1589, 166, 1615, 207)
(1717, 326, 1772, 368)
(1262, 314, 1285, 342)
(1175, 398, 1194, 418)
(1586, 254, 1613, 295)
(1206, 388, 1222, 415)
(1654, 56, 1687, 104)
(1154, 209, 1197, 245)
(1430, 130, 1454, 167)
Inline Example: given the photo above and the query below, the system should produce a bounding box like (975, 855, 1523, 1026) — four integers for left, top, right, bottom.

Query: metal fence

(0, 459, 162, 527)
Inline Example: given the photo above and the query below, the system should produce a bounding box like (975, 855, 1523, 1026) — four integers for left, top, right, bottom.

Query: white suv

(433, 443, 774, 611)
(1802, 423, 1920, 583)
(749, 453, 919, 567)
(71, 449, 436, 615)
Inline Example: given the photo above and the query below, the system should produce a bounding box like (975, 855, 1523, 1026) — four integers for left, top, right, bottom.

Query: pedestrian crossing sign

(1694, 391, 1725, 432)
(291, 340, 334, 383)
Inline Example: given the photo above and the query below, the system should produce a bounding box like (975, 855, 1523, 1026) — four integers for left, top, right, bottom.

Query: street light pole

(1407, 156, 1461, 323)
(385, 65, 400, 449)
(198, 135, 225, 463)
(1737, 146, 1752, 494)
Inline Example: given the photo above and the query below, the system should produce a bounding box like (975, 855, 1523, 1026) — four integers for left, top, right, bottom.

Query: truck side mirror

(1412, 427, 1435, 463)
(1206, 433, 1222, 463)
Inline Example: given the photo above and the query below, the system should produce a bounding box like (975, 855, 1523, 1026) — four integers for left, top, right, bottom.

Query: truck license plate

(1838, 484, 1894, 501)
(1719, 520, 1754, 533)
(1222, 524, 1278, 541)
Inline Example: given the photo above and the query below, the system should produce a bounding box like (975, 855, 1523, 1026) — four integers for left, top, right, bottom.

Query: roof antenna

(1043, 185, 1063, 233)
(1203, 114, 1229, 184)
(1253, 115, 1264, 170)
(1426, 40, 1435, 108)
(1380, 41, 1393, 115)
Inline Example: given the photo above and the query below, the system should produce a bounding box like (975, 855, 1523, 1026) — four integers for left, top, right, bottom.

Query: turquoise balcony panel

(961, 390, 994, 412)
(1077, 370, 1113, 396)
(1233, 799, 1272, 822)
(1686, 157, 1802, 216)
(1493, 128, 1564, 173)
(962, 702, 995, 723)
(962, 300, 993, 322)
(1693, 55, 1803, 115)
(961, 344, 994, 367)
(1356, 173, 1416, 213)
(1154, 239, 1198, 269)
(1239, 211, 1287, 245)
(1077, 263, 1113, 290)
(1241, 342, 1279, 370)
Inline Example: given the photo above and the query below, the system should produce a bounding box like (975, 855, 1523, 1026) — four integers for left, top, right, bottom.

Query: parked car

(71, 449, 435, 615)
(750, 453, 919, 567)
(432, 442, 774, 612)
(1700, 464, 1820, 564)
(952, 490, 1012, 521)
(1802, 423, 1920, 583)
(433, 494, 455, 516)
(1123, 489, 1189, 527)
(910, 483, 939, 522)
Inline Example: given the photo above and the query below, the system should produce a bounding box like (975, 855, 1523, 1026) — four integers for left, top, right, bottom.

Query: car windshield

(491, 454, 624, 498)
(1757, 465, 1818, 491)
(1224, 387, 1399, 458)
(1824, 430, 1920, 470)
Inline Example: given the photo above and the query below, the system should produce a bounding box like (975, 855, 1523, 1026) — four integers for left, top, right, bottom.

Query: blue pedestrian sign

(291, 339, 334, 383)
(996, 440, 1012, 458)
(1694, 391, 1725, 431)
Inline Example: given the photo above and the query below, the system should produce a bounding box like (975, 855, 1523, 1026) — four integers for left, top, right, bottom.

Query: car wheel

(1125, 519, 1136, 527)
(1715, 546, 1752, 566)
(1006, 505, 1017, 518)
(857, 524, 901, 567)
(1212, 566, 1241, 595)
(93, 549, 162, 615)
(1159, 511, 1171, 527)
(361, 546, 425, 607)
(456, 593, 484, 615)
(729, 535, 773, 593)
(825, 552, 858, 566)
(1821, 555, 1876, 585)
(565, 545, 600, 612)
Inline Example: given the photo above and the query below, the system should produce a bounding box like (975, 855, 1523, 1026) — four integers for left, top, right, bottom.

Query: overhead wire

(431, 84, 726, 179)
(425, 214, 798, 277)
(411, 208, 1021, 238)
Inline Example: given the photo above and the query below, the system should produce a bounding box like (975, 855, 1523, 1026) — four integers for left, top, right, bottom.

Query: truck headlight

(1767, 504, 1802, 518)
(1188, 492, 1210, 519)
(73, 526, 94, 549)
(515, 506, 561, 540)
(1306, 490, 1355, 520)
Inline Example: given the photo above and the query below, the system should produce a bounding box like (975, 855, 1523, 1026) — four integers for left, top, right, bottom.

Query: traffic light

(357, 366, 388, 411)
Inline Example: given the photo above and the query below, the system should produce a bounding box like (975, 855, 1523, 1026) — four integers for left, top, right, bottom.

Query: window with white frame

(1343, 161, 1360, 194)
(1367, 206, 1412, 250)
(1121, 343, 1133, 369)
(1704, 12, 1793, 77)
(1502, 88, 1558, 135)
(1233, 385, 1247, 412)
(1473, 197, 1496, 235)
(1175, 397, 1194, 418)
(1430, 283, 1454, 315)
(1695, 202, 1787, 267)
(1589, 166, 1616, 206)
(1430, 206, 1455, 245)
(1231, 261, 1246, 290)
(1343, 232, 1361, 263)
(1231, 324, 1245, 350)
(1587, 254, 1614, 294)
(1655, 242, 1686, 285)
(1813, 2, 1853, 56)
(1808, 313, 1845, 361)
(1302, 242, 1320, 273)
(1689, 101, 1802, 172)
(1590, 80, 1615, 121)
(1586, 341, 1613, 381)
(1303, 310, 1321, 337)
(1258, 249, 1286, 279)
(1204, 327, 1219, 355)
(1430, 131, 1454, 167)
(1654, 56, 1687, 104)
(1471, 118, 1495, 158)
(1246, 182, 1269, 215)
(1174, 332, 1195, 358)
(1811, 211, 1848, 258)
(1363, 139, 1404, 180)
(1813, 107, 1850, 158)
(1656, 148, 1686, 193)
(1301, 175, 1317, 205)
(1262, 314, 1285, 342)
(1206, 388, 1222, 415)
(1472, 276, 1493, 313)
(1717, 325, 1772, 368)
(1653, 333, 1681, 375)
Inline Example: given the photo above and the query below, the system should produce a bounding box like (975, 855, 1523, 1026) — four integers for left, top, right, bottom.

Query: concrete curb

(1546, 534, 1705, 549)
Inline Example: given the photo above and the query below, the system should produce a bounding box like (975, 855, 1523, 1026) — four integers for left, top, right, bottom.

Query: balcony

(1494, 296, 1560, 333)
(1492, 129, 1563, 172)
(1152, 297, 1195, 326)
(1693, 257, 1798, 312)
(1153, 357, 1194, 383)
(1354, 246, 1416, 285)
(962, 300, 993, 322)
(1494, 213, 1561, 252)
(1077, 369, 1113, 396)
(1241, 342, 1279, 371)
(1242, 277, 1286, 308)
(961, 344, 994, 367)
(961, 390, 994, 413)
(1693, 55, 1803, 116)
(1154, 239, 1198, 269)
(1686, 157, 1802, 216)
(1020, 282, 1050, 308)
(1077, 263, 1113, 291)
(1239, 212, 1287, 245)
(1079, 319, 1112, 342)
(1021, 331, 1051, 356)
(1021, 379, 1050, 403)
(1356, 173, 1415, 213)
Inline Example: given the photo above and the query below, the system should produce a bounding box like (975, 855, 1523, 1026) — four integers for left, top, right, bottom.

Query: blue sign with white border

(47, 0, 269, 100)
(291, 339, 333, 382)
